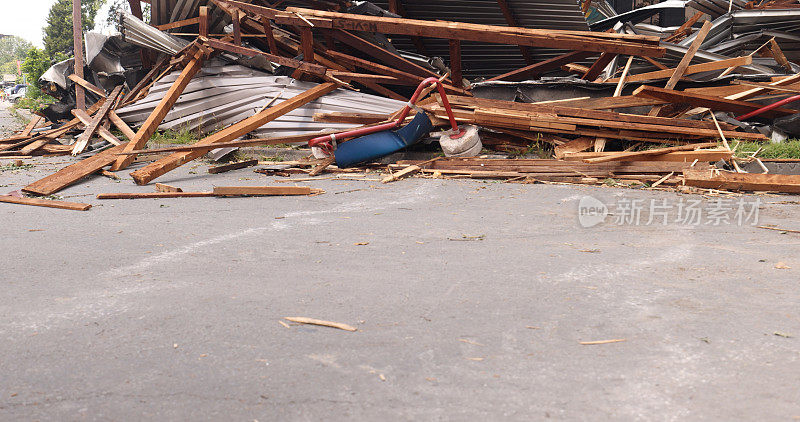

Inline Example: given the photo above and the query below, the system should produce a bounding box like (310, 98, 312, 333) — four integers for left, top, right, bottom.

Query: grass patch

(736, 139, 800, 159)
(148, 126, 202, 146)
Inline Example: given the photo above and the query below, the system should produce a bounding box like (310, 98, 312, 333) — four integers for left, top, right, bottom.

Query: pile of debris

(4, 0, 800, 210)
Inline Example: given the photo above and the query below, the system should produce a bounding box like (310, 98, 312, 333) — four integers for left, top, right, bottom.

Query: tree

(42, 0, 106, 58)
(0, 36, 33, 67)
(21, 48, 52, 97)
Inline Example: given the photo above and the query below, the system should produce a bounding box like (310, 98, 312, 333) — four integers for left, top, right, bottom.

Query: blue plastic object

(334, 112, 433, 168)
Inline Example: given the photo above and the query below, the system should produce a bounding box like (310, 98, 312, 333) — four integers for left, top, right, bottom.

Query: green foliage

(104, 0, 130, 32)
(736, 140, 800, 159)
(43, 0, 105, 58)
(0, 36, 33, 76)
(21, 48, 51, 90)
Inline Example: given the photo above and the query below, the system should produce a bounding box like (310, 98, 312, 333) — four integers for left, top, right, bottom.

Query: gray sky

(1, 0, 115, 48)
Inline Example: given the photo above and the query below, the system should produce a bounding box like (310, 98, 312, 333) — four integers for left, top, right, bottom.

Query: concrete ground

(2, 103, 800, 420)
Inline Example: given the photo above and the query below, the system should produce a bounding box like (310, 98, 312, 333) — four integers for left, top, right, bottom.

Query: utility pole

(72, 0, 85, 110)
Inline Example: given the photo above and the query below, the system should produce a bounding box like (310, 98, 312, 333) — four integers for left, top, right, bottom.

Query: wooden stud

(72, 0, 85, 110)
(0, 195, 91, 211)
(199, 6, 209, 37)
(449, 39, 462, 88)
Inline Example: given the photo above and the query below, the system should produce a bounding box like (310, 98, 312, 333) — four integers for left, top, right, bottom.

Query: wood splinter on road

(579, 338, 627, 345)
(283, 317, 357, 331)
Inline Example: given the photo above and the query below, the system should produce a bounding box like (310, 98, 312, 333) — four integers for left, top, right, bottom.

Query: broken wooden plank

(130, 82, 339, 185)
(22, 143, 129, 196)
(208, 159, 258, 174)
(0, 195, 91, 211)
(382, 165, 420, 183)
(107, 111, 137, 140)
(68, 74, 107, 98)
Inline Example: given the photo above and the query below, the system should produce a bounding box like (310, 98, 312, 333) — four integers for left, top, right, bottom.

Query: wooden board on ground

(22, 143, 129, 196)
(208, 159, 259, 174)
(0, 195, 92, 211)
(212, 186, 318, 196)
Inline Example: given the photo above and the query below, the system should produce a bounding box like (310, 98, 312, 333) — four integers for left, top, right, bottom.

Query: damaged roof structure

(4, 0, 800, 210)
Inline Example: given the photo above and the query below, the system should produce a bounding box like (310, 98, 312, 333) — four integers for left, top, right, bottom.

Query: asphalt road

(2, 103, 800, 420)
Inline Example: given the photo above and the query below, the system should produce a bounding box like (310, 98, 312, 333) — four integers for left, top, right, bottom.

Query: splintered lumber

(130, 82, 339, 185)
(112, 50, 204, 171)
(97, 192, 214, 199)
(71, 85, 123, 155)
(633, 86, 797, 118)
(208, 159, 258, 174)
(155, 182, 183, 192)
(212, 186, 316, 196)
(283, 316, 357, 331)
(0, 195, 91, 211)
(554, 137, 595, 159)
(583, 142, 720, 163)
(222, 1, 664, 57)
(72, 109, 123, 146)
(606, 56, 753, 83)
(22, 143, 129, 196)
(683, 169, 800, 193)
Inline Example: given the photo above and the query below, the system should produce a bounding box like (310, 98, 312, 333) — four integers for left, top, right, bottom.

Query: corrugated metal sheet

(116, 61, 406, 139)
(368, 0, 590, 79)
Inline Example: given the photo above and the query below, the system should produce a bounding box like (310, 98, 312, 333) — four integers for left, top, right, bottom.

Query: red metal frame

(308, 77, 463, 153)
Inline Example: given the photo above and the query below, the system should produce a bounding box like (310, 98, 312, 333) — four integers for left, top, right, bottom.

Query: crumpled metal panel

(121, 12, 190, 55)
(115, 62, 407, 138)
(591, 0, 688, 31)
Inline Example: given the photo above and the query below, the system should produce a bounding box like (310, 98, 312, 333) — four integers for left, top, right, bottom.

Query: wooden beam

(495, 0, 533, 64)
(203, 38, 326, 75)
(221, 1, 664, 57)
(261, 16, 278, 54)
(23, 143, 129, 196)
(649, 20, 713, 116)
(68, 74, 106, 97)
(72, 0, 85, 110)
(232, 8, 242, 46)
(0, 195, 91, 211)
(112, 50, 204, 171)
(633, 85, 797, 118)
(108, 111, 137, 140)
(129, 82, 340, 185)
(300, 26, 315, 63)
(156, 16, 200, 31)
(199, 6, 209, 37)
(449, 39, 462, 88)
(208, 159, 259, 174)
(582, 52, 616, 81)
(98, 192, 214, 199)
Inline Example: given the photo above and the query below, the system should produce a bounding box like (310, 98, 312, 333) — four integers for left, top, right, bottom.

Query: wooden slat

(208, 159, 258, 174)
(487, 51, 594, 82)
(582, 142, 719, 163)
(633, 85, 797, 118)
(203, 38, 326, 76)
(71, 108, 123, 146)
(98, 192, 214, 199)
